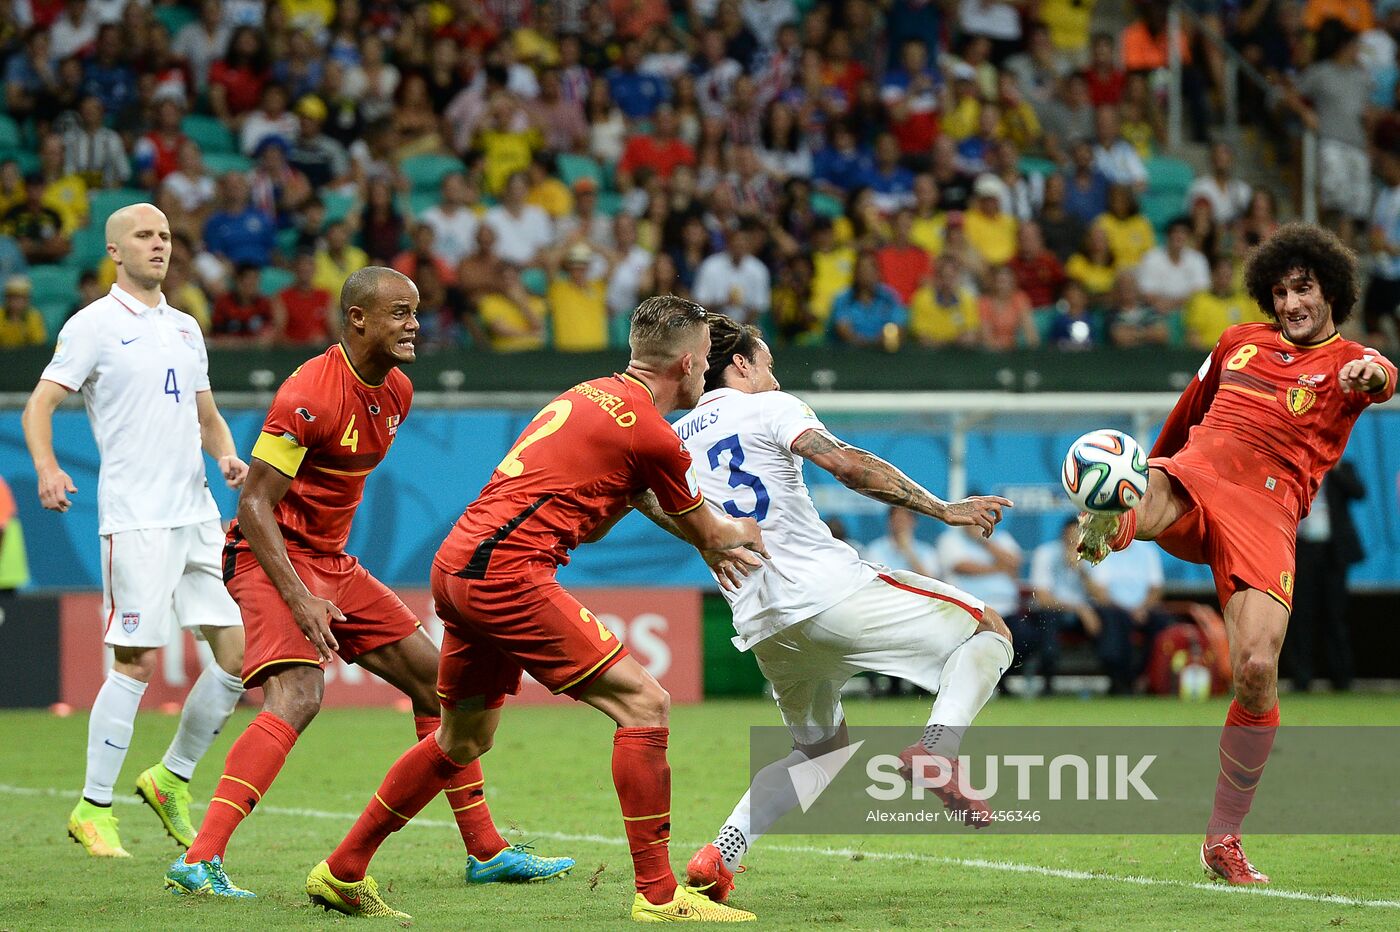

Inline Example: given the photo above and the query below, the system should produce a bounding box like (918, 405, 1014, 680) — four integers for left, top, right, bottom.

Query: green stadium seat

(0, 114, 20, 150)
(64, 224, 109, 271)
(408, 190, 439, 216)
(322, 189, 357, 224)
(29, 265, 82, 332)
(1018, 156, 1057, 179)
(521, 267, 548, 296)
(275, 227, 301, 256)
(7, 151, 38, 174)
(556, 153, 604, 190)
(154, 4, 197, 36)
(1143, 190, 1184, 233)
(181, 115, 237, 155)
(596, 191, 623, 216)
(202, 152, 253, 175)
(88, 188, 149, 220)
(401, 154, 464, 193)
(1145, 157, 1194, 195)
(260, 267, 294, 296)
(811, 192, 844, 218)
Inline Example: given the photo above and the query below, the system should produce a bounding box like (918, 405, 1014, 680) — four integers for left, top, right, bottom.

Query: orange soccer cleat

(1201, 834, 1271, 885)
(685, 844, 738, 903)
(898, 745, 992, 829)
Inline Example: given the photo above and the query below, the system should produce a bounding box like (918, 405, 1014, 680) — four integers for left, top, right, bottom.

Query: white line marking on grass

(7, 782, 1396, 910)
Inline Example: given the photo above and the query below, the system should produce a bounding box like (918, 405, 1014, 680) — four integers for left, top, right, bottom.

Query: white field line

(7, 782, 1397, 910)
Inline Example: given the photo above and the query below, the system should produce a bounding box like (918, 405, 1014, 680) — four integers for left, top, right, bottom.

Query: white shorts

(750, 570, 984, 745)
(101, 520, 242, 648)
(1318, 139, 1371, 220)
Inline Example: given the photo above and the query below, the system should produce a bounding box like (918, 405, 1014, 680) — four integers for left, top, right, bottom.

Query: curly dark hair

(1243, 222, 1359, 326)
(704, 312, 762, 392)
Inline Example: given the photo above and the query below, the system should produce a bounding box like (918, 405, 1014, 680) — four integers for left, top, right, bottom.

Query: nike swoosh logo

(103, 739, 129, 749)
(474, 863, 506, 876)
(121, 338, 140, 345)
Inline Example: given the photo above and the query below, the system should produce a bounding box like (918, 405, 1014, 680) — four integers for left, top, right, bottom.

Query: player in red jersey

(311, 295, 768, 923)
(164, 268, 572, 913)
(1077, 225, 1396, 884)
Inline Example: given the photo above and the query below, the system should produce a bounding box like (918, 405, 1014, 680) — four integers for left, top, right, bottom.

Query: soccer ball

(1061, 429, 1149, 514)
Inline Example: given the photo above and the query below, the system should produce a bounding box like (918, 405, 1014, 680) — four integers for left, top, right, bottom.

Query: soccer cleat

(631, 885, 757, 922)
(164, 854, 256, 898)
(67, 800, 131, 857)
(898, 745, 992, 829)
(136, 763, 198, 848)
(684, 844, 737, 903)
(466, 843, 575, 883)
(306, 860, 412, 920)
(1075, 511, 1133, 565)
(1201, 834, 1271, 885)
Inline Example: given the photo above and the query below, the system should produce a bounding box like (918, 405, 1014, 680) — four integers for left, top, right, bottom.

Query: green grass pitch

(2, 694, 1398, 930)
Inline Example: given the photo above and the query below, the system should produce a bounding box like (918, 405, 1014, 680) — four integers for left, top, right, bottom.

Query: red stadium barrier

(58, 588, 702, 709)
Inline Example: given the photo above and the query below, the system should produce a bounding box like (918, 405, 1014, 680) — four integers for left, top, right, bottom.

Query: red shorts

(225, 548, 421, 687)
(432, 565, 629, 709)
(1149, 446, 1299, 613)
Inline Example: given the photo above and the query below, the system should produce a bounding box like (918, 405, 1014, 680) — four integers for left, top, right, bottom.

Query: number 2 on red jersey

(496, 400, 573, 477)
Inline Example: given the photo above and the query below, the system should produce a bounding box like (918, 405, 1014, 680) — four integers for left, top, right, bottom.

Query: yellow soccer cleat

(67, 800, 131, 858)
(631, 885, 757, 922)
(135, 763, 197, 848)
(305, 860, 412, 921)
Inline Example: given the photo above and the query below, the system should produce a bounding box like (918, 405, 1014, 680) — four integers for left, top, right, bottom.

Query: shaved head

(106, 203, 167, 244)
(340, 266, 413, 317)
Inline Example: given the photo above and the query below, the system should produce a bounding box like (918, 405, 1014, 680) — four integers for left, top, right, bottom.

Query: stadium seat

(556, 153, 604, 190)
(154, 4, 197, 36)
(811, 192, 844, 218)
(408, 190, 439, 216)
(181, 114, 237, 155)
(1143, 190, 1184, 233)
(596, 191, 623, 216)
(1145, 157, 1193, 195)
(65, 225, 109, 271)
(1018, 155, 1057, 179)
(521, 267, 548, 296)
(29, 265, 81, 333)
(202, 152, 253, 175)
(322, 189, 357, 224)
(275, 227, 301, 256)
(0, 114, 21, 151)
(401, 154, 464, 193)
(88, 188, 149, 220)
(260, 266, 294, 296)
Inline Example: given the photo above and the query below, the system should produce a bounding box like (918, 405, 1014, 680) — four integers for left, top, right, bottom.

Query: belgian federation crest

(121, 611, 140, 634)
(1280, 572, 1294, 596)
(1285, 387, 1316, 417)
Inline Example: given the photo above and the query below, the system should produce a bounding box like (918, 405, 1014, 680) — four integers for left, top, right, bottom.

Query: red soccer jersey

(1151, 323, 1396, 518)
(239, 344, 413, 554)
(435, 373, 704, 578)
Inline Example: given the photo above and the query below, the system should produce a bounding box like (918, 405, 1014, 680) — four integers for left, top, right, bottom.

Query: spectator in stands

(49, 0, 99, 61)
(79, 25, 134, 118)
(133, 99, 188, 191)
(812, 121, 874, 196)
(418, 173, 480, 270)
(607, 39, 670, 119)
(209, 26, 270, 126)
(1036, 173, 1086, 263)
(1040, 73, 1095, 165)
(1005, 23, 1070, 117)
(312, 219, 368, 299)
(548, 243, 608, 351)
(1048, 279, 1097, 349)
(160, 140, 217, 220)
(830, 248, 906, 347)
(484, 171, 555, 269)
(956, 102, 1002, 177)
(1084, 536, 1170, 695)
(392, 74, 446, 160)
(1187, 141, 1252, 226)
(270, 250, 336, 346)
(863, 507, 940, 576)
(807, 216, 855, 324)
(1107, 270, 1169, 348)
(1010, 221, 1066, 310)
(524, 153, 573, 220)
(938, 519, 1023, 644)
(876, 208, 931, 305)
(250, 137, 313, 227)
(0, 276, 46, 348)
(288, 95, 351, 190)
(358, 176, 406, 264)
(980, 263, 1038, 350)
(203, 173, 276, 272)
(0, 229, 26, 286)
(1024, 517, 1100, 692)
(211, 263, 274, 345)
(756, 100, 814, 182)
(1095, 184, 1155, 267)
(1063, 138, 1109, 224)
(583, 76, 628, 167)
(1183, 254, 1269, 349)
(1120, 0, 1207, 141)
(769, 253, 819, 343)
(1090, 105, 1147, 192)
(604, 213, 653, 323)
(617, 105, 697, 187)
(162, 253, 211, 332)
(694, 27, 744, 118)
(0, 162, 21, 220)
(479, 262, 548, 352)
(3, 174, 70, 265)
(1136, 216, 1211, 315)
(1083, 32, 1126, 106)
(907, 173, 946, 255)
(240, 83, 298, 157)
(59, 95, 128, 190)
(880, 40, 941, 167)
(1238, 187, 1281, 252)
(965, 174, 1018, 267)
(909, 253, 980, 348)
(527, 68, 589, 154)
(173, 0, 229, 94)
(929, 136, 974, 213)
(393, 222, 457, 287)
(1285, 19, 1377, 241)
(1186, 194, 1226, 263)
(1119, 72, 1166, 157)
(344, 33, 400, 125)
(5, 28, 59, 124)
(1365, 150, 1400, 348)
(692, 218, 770, 325)
(274, 29, 325, 103)
(1065, 225, 1117, 308)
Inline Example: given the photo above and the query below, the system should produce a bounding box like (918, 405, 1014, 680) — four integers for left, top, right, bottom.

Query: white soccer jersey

(676, 388, 876, 650)
(42, 285, 220, 535)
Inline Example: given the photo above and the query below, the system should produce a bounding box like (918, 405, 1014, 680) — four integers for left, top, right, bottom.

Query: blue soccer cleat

(165, 854, 256, 898)
(466, 843, 575, 884)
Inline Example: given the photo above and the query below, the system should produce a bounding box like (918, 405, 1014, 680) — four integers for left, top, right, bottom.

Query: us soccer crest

(1285, 387, 1316, 417)
(121, 611, 140, 634)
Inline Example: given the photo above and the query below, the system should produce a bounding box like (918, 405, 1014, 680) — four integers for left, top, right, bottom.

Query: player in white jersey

(673, 315, 1015, 904)
(21, 204, 249, 858)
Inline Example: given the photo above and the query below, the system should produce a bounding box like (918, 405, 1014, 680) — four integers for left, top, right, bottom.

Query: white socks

(715, 746, 833, 872)
(163, 663, 245, 781)
(924, 631, 1014, 756)
(83, 670, 146, 805)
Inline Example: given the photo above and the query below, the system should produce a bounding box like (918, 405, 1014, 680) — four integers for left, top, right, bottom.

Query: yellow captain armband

(252, 431, 309, 478)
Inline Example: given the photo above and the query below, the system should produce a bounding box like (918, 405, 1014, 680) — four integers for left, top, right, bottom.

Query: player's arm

(1338, 350, 1396, 401)
(630, 490, 761, 592)
(1150, 340, 1224, 459)
(196, 389, 249, 489)
(21, 379, 78, 512)
(791, 428, 1012, 538)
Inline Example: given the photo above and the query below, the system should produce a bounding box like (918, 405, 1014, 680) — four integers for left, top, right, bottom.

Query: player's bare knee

(977, 608, 1012, 645)
(112, 646, 157, 683)
(440, 720, 494, 762)
(262, 666, 325, 733)
(204, 626, 245, 675)
(624, 677, 670, 727)
(1232, 654, 1278, 699)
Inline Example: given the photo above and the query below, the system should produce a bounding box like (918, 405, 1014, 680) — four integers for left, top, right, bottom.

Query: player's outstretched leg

(1078, 467, 1185, 564)
(138, 637, 245, 848)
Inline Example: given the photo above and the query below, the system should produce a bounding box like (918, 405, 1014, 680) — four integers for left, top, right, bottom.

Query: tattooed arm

(631, 490, 765, 591)
(790, 428, 1013, 538)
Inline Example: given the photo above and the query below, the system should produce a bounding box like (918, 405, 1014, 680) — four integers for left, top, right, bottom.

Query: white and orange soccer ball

(1061, 429, 1150, 514)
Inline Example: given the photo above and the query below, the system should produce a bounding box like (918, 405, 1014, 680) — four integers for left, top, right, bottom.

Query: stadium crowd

(0, 0, 1398, 355)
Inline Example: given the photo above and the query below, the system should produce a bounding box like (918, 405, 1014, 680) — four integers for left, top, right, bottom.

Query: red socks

(1207, 699, 1280, 838)
(1111, 507, 1138, 550)
(413, 716, 508, 861)
(184, 712, 299, 864)
(326, 734, 463, 881)
(613, 727, 676, 905)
